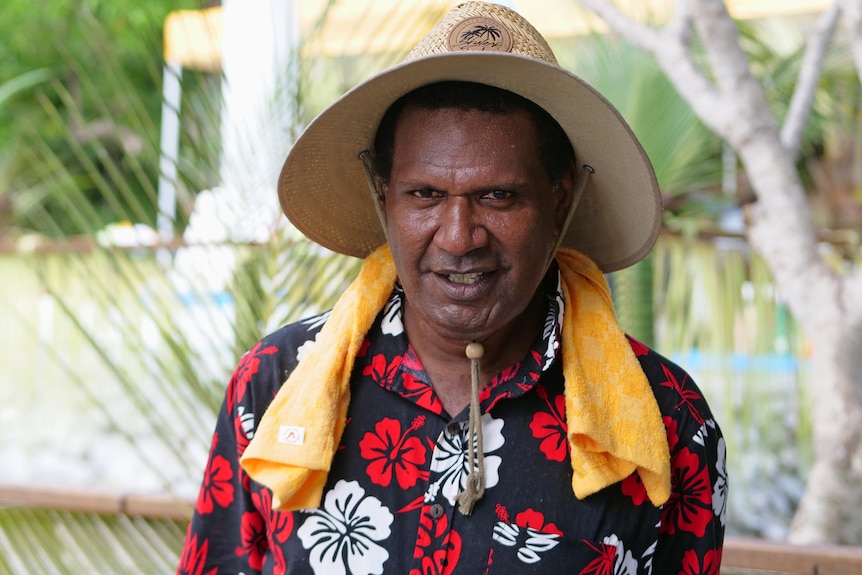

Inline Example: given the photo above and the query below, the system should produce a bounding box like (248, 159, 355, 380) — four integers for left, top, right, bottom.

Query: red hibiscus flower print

(364, 353, 403, 387)
(661, 447, 713, 537)
(271, 546, 287, 575)
(360, 416, 429, 489)
(228, 342, 278, 413)
(679, 548, 720, 575)
(402, 344, 424, 371)
(402, 372, 444, 413)
(579, 539, 616, 575)
(515, 508, 563, 536)
(529, 386, 568, 462)
(493, 505, 563, 565)
(659, 363, 705, 424)
(251, 489, 293, 575)
(253, 488, 295, 545)
(233, 405, 257, 459)
(479, 363, 524, 411)
(410, 505, 462, 575)
(621, 473, 649, 506)
(398, 347, 444, 413)
(495, 363, 521, 386)
(235, 510, 267, 570)
(357, 337, 371, 358)
(627, 336, 650, 357)
(195, 447, 235, 514)
(663, 415, 680, 452)
(177, 532, 218, 575)
(240, 466, 252, 494)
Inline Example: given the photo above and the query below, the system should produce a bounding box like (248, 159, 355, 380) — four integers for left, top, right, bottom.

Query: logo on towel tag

(278, 425, 305, 445)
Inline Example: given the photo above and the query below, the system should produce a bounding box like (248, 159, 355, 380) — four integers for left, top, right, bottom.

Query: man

(178, 3, 726, 574)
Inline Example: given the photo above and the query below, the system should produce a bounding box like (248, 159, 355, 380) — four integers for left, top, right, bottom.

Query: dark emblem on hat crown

(448, 16, 514, 53)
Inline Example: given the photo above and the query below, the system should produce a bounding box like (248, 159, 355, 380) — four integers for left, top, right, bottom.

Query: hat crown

(406, 1, 558, 65)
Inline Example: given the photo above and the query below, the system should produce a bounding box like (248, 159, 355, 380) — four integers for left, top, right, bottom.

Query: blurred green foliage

(0, 0, 216, 237)
(0, 0, 201, 143)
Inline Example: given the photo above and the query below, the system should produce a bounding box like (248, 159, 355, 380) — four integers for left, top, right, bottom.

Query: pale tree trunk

(838, 0, 862, 79)
(578, 0, 862, 544)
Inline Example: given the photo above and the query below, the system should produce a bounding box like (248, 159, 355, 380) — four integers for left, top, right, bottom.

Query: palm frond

(0, 69, 53, 107)
(0, 507, 185, 574)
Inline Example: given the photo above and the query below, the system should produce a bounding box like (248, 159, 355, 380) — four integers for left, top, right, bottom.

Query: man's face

(382, 105, 572, 344)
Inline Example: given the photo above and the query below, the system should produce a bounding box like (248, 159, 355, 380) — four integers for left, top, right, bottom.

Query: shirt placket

(409, 419, 468, 572)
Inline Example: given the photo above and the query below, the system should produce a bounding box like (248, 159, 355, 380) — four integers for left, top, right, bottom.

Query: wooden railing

(3, 484, 862, 574)
(0, 484, 192, 521)
(721, 536, 862, 575)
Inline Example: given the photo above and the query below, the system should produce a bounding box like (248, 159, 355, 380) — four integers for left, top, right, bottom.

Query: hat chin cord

(360, 150, 593, 515)
(548, 163, 593, 266)
(359, 150, 390, 243)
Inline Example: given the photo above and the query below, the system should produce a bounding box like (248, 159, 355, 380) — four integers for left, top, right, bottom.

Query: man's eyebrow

(392, 179, 528, 189)
(391, 179, 438, 188)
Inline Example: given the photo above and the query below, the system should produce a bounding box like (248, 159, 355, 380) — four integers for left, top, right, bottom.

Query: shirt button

(446, 422, 460, 435)
(429, 504, 445, 519)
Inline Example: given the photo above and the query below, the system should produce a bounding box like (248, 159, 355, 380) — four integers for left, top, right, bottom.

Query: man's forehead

(387, 107, 549, 190)
(393, 104, 536, 148)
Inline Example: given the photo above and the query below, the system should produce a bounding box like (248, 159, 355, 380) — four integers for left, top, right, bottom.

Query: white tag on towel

(278, 425, 306, 445)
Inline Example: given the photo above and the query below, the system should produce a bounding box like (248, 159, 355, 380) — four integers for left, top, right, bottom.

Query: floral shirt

(178, 272, 726, 575)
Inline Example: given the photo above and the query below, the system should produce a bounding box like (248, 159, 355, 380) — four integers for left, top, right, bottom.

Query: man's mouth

(447, 272, 483, 285)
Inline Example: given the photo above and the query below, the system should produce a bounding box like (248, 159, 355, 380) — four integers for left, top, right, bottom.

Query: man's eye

(483, 189, 512, 200)
(412, 189, 440, 199)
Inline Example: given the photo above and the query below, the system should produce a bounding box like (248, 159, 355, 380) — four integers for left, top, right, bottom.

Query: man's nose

(433, 197, 488, 256)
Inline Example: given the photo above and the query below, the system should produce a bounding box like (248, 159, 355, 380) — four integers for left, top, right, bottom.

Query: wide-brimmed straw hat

(279, 1, 661, 272)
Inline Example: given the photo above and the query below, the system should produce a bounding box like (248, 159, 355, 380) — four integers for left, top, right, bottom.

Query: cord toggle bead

(465, 342, 485, 360)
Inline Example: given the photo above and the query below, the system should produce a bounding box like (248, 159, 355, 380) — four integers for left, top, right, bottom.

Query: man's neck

(402, 292, 547, 417)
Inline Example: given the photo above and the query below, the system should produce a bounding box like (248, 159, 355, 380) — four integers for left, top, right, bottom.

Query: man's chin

(430, 310, 503, 343)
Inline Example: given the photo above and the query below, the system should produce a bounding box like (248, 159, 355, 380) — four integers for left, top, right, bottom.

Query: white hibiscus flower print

(604, 534, 638, 575)
(713, 437, 728, 525)
(237, 405, 254, 441)
(694, 418, 718, 447)
(520, 529, 561, 564)
(380, 291, 404, 336)
(541, 275, 565, 370)
(296, 333, 320, 363)
(297, 480, 393, 575)
(427, 413, 504, 505)
(301, 310, 331, 331)
(296, 312, 332, 362)
(641, 536, 657, 575)
(493, 509, 561, 565)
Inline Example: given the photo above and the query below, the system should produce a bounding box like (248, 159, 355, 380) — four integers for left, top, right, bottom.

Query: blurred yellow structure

(163, 0, 831, 70)
(163, 7, 223, 72)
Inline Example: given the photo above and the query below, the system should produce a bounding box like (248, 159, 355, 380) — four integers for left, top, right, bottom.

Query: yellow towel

(240, 245, 671, 510)
(555, 248, 670, 504)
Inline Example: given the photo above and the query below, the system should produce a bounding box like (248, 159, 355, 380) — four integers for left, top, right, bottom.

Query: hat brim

(279, 52, 661, 273)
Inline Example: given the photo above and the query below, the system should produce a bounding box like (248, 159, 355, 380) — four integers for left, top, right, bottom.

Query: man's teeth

(448, 272, 483, 285)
